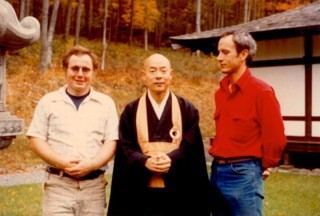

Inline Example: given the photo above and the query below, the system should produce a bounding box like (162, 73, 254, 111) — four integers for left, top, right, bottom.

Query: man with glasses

(27, 45, 119, 215)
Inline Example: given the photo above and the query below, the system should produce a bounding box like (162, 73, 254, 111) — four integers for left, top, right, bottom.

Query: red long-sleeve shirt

(209, 68, 287, 168)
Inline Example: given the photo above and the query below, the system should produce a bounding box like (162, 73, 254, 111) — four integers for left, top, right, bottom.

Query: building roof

(170, 1, 320, 54)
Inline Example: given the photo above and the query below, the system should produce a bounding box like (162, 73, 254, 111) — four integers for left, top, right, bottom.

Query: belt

(46, 166, 105, 180)
(213, 157, 256, 165)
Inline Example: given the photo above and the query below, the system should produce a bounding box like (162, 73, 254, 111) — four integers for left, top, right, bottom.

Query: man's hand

(64, 155, 94, 178)
(262, 168, 271, 180)
(61, 154, 81, 169)
(145, 153, 171, 174)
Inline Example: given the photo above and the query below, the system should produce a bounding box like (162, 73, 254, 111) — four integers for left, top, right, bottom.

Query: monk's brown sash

(136, 92, 182, 188)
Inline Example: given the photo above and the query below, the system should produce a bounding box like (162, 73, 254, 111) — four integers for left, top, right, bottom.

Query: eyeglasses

(69, 66, 92, 73)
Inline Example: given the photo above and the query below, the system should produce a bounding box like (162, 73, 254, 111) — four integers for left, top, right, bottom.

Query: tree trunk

(220, 9, 224, 27)
(115, 0, 122, 42)
(196, 0, 201, 33)
(39, 0, 60, 72)
(144, 29, 148, 51)
(253, 0, 258, 19)
(195, 0, 201, 56)
(154, 0, 164, 49)
(213, 2, 217, 28)
(25, 0, 31, 17)
(101, 0, 109, 72)
(47, 0, 60, 48)
(206, 0, 213, 30)
(129, 0, 134, 46)
(64, 0, 73, 42)
(75, 0, 83, 45)
(39, 0, 49, 72)
(19, 0, 26, 20)
(85, 0, 93, 38)
(217, 8, 221, 28)
(244, 0, 249, 22)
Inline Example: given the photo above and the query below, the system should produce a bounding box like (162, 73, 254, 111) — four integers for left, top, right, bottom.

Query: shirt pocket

(49, 115, 73, 136)
(84, 116, 106, 138)
(228, 117, 256, 142)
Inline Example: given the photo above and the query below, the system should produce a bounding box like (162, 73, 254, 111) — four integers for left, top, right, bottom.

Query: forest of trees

(7, 0, 316, 70)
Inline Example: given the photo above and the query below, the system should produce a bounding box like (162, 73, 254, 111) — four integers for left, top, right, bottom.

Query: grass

(263, 173, 320, 216)
(0, 137, 42, 174)
(0, 136, 43, 174)
(0, 175, 113, 216)
(0, 184, 42, 216)
(0, 173, 319, 215)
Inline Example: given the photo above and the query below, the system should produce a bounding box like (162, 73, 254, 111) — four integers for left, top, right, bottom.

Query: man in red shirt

(209, 30, 287, 215)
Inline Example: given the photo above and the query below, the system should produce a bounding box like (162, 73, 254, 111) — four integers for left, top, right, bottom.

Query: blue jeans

(210, 160, 264, 216)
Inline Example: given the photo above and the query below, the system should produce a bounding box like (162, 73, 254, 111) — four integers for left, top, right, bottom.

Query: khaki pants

(42, 173, 107, 216)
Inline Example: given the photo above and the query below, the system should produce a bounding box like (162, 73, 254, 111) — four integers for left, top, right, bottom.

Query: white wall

(312, 64, 320, 137)
(312, 64, 320, 117)
(251, 34, 320, 138)
(251, 66, 306, 137)
(251, 66, 305, 116)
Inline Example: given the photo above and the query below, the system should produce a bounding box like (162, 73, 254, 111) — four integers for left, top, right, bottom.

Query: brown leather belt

(46, 166, 105, 180)
(214, 157, 256, 165)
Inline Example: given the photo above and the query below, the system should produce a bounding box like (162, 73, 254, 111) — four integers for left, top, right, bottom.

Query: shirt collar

(57, 85, 103, 104)
(147, 89, 170, 106)
(147, 89, 170, 119)
(220, 67, 252, 93)
(236, 67, 251, 92)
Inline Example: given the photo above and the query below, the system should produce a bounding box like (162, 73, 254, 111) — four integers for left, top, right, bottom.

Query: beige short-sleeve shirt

(27, 86, 119, 170)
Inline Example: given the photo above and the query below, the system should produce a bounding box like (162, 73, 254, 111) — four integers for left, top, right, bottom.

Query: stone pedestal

(0, 0, 40, 149)
(0, 112, 24, 149)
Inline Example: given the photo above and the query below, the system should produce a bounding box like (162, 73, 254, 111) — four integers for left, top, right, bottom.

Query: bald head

(144, 53, 172, 70)
(142, 53, 173, 102)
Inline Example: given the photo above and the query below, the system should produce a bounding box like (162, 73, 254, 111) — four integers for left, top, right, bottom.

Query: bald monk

(107, 53, 211, 216)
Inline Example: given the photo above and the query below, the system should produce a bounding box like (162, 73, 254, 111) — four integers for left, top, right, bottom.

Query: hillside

(1, 37, 221, 173)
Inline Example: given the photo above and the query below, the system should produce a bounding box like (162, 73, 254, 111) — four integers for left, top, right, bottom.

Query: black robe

(107, 93, 211, 216)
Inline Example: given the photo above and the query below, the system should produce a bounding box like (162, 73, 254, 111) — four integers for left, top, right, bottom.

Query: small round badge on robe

(170, 126, 180, 141)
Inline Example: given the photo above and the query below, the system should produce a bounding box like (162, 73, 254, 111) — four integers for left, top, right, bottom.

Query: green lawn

(0, 173, 319, 216)
(263, 173, 320, 216)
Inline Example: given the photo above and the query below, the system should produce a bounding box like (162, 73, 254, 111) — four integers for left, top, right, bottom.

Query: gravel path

(0, 169, 45, 187)
(0, 163, 114, 187)
(1, 162, 319, 187)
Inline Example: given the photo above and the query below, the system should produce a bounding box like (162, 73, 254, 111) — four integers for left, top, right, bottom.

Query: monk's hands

(145, 153, 171, 174)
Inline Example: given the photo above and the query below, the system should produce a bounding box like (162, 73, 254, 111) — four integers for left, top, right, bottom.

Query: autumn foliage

(1, 37, 219, 173)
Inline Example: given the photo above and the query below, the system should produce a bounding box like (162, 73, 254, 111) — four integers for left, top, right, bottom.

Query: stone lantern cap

(0, 0, 40, 50)
(0, 0, 40, 149)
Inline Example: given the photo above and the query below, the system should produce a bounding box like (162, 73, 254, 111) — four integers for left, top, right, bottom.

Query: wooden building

(170, 2, 320, 166)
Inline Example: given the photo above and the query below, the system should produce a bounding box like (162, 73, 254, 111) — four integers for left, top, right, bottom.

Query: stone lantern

(0, 0, 40, 149)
